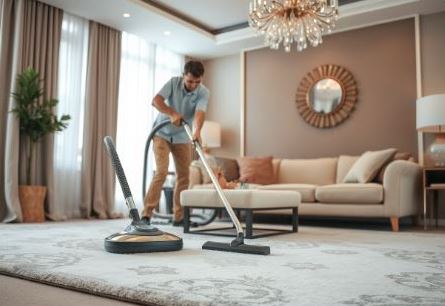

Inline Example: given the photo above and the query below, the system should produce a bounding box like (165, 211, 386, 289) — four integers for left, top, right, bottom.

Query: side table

(423, 167, 445, 229)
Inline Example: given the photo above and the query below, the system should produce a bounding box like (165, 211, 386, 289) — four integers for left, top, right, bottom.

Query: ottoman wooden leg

(245, 209, 253, 238)
(292, 207, 299, 232)
(184, 207, 190, 233)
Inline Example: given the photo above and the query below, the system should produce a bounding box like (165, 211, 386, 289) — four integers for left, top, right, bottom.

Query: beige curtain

(18, 0, 63, 219)
(0, 0, 20, 222)
(1, 0, 63, 222)
(81, 21, 121, 218)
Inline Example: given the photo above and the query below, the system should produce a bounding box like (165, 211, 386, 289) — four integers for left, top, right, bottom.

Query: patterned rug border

(0, 264, 196, 306)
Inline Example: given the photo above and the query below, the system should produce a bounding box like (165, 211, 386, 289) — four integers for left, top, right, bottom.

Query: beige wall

(204, 13, 445, 159)
(246, 18, 417, 158)
(421, 12, 445, 96)
(203, 54, 241, 158)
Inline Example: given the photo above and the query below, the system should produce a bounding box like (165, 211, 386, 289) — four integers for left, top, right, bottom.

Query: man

(142, 60, 209, 226)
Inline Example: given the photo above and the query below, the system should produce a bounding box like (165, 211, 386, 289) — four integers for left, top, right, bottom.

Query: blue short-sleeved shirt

(153, 76, 209, 144)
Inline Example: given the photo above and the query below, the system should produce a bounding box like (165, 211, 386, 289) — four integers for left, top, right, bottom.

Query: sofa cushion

(374, 152, 414, 183)
(278, 158, 337, 185)
(343, 148, 397, 183)
(315, 183, 383, 204)
(257, 184, 317, 202)
(237, 156, 276, 185)
(192, 183, 262, 190)
(181, 189, 300, 209)
(336, 155, 359, 183)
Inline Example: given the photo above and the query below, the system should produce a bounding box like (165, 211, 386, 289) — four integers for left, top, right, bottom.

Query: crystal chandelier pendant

(248, 0, 339, 52)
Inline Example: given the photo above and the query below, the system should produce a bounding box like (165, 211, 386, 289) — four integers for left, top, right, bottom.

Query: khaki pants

(143, 136, 191, 221)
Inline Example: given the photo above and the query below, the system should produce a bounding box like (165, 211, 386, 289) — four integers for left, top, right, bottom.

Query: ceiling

(39, 0, 445, 59)
(148, 0, 365, 34)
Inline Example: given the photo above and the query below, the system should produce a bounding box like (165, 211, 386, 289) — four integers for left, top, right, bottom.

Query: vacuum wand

(182, 123, 245, 245)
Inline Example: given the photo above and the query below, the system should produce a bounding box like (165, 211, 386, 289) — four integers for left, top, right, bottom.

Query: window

(115, 33, 184, 213)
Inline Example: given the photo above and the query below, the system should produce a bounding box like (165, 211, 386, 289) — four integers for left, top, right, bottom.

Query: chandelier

(248, 0, 339, 52)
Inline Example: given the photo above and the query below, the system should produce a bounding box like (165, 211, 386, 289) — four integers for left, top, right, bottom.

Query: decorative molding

(135, 0, 428, 50)
(132, 0, 213, 39)
(415, 14, 422, 99)
(338, 0, 419, 18)
(140, 0, 248, 35)
(216, 27, 256, 46)
(213, 22, 249, 35)
(415, 14, 424, 165)
(240, 51, 246, 157)
(216, 13, 421, 49)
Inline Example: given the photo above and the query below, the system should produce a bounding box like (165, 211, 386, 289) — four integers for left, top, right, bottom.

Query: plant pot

(19, 185, 47, 222)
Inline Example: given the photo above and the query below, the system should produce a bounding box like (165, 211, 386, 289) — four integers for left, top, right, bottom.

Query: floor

(0, 274, 141, 306)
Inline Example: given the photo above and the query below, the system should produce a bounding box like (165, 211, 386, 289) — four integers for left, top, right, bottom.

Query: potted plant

(11, 67, 71, 222)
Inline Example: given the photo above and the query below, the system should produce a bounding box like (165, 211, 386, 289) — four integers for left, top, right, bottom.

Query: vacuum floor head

(105, 221, 183, 253)
(202, 241, 270, 255)
(103, 135, 183, 254)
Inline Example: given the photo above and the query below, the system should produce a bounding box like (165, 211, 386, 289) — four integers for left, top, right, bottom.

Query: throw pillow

(343, 148, 397, 183)
(237, 156, 276, 185)
(214, 157, 240, 182)
(374, 152, 413, 183)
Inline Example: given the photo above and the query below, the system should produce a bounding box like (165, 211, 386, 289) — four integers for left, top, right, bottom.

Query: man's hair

(184, 60, 204, 78)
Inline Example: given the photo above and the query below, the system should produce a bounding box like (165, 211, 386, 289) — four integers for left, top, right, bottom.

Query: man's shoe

(172, 219, 184, 227)
(141, 216, 151, 225)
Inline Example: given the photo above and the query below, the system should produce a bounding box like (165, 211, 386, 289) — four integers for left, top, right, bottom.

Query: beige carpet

(0, 220, 444, 306)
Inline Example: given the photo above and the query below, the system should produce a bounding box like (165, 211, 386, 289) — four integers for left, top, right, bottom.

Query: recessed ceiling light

(123, 13, 131, 18)
(163, 31, 171, 36)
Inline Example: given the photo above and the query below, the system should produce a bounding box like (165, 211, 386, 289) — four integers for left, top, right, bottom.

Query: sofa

(188, 155, 422, 231)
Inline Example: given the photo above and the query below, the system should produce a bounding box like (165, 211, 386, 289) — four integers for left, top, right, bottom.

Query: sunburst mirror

(296, 64, 358, 128)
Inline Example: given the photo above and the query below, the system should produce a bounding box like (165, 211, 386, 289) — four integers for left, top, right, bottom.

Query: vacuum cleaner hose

(142, 119, 172, 202)
(104, 136, 140, 221)
(104, 136, 132, 199)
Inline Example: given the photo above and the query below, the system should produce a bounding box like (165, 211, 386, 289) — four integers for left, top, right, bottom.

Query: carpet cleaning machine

(103, 120, 270, 255)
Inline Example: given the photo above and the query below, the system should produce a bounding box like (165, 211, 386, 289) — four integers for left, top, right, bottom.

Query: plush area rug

(0, 220, 444, 306)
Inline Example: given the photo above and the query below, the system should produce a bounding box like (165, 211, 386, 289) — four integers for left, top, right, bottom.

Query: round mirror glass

(308, 78, 343, 114)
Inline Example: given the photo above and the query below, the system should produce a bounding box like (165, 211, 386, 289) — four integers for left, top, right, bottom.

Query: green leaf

(10, 67, 72, 183)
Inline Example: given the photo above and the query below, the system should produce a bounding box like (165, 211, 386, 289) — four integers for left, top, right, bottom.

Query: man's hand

(192, 110, 205, 145)
(152, 95, 183, 126)
(192, 130, 202, 144)
(169, 111, 183, 126)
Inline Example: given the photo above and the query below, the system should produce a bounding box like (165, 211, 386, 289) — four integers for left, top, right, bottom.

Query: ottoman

(180, 189, 301, 238)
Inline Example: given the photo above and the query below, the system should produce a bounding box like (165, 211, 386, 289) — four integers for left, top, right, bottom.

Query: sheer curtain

(115, 33, 183, 214)
(115, 33, 156, 214)
(53, 13, 89, 219)
(154, 45, 184, 91)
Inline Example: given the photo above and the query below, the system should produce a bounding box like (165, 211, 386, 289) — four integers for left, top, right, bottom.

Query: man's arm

(152, 94, 182, 126)
(192, 110, 205, 143)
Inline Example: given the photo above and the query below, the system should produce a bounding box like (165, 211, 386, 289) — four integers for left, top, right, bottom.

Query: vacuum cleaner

(104, 120, 270, 255)
(103, 136, 183, 253)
